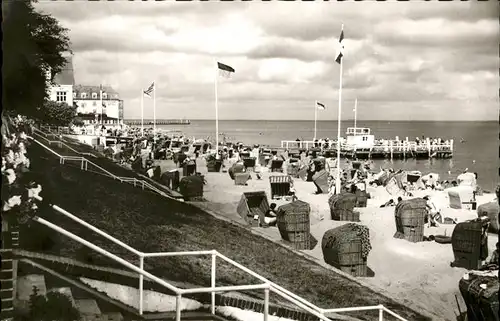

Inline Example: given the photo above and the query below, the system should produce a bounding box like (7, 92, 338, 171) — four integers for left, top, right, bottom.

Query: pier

(123, 119, 191, 126)
(280, 138, 454, 159)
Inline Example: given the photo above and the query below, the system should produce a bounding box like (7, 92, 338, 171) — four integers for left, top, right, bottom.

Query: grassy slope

(28, 143, 430, 321)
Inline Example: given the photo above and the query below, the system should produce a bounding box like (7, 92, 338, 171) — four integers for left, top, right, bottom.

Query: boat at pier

(281, 127, 454, 159)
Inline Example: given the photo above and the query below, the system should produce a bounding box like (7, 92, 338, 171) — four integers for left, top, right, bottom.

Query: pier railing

(281, 139, 453, 157)
(30, 195, 408, 321)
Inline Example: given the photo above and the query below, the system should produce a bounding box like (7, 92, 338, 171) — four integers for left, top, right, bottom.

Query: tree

(36, 100, 77, 127)
(2, 0, 71, 118)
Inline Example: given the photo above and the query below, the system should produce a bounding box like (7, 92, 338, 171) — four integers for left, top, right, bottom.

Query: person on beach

(423, 196, 441, 227)
(258, 203, 278, 227)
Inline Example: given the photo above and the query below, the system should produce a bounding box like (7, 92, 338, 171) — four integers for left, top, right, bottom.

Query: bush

(28, 286, 80, 321)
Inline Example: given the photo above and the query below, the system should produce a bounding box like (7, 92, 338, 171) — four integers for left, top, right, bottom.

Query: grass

(26, 142, 431, 321)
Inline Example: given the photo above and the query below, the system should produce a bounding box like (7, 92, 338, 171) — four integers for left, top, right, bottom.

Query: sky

(36, 1, 499, 121)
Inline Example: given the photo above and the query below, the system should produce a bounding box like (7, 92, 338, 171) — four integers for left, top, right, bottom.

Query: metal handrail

(28, 137, 175, 201)
(33, 130, 97, 158)
(32, 192, 409, 321)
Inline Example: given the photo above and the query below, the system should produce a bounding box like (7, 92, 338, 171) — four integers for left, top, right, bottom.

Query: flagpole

(354, 98, 357, 135)
(100, 85, 103, 127)
(335, 24, 344, 195)
(153, 81, 156, 142)
(314, 100, 318, 141)
(141, 88, 144, 137)
(215, 61, 219, 158)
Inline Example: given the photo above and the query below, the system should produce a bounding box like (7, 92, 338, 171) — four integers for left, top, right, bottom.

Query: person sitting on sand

(380, 199, 396, 208)
(488, 242, 499, 265)
(423, 196, 441, 227)
(259, 203, 278, 227)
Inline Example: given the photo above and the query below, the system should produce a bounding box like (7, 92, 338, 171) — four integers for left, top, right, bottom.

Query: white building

(46, 55, 75, 106)
(73, 85, 124, 125)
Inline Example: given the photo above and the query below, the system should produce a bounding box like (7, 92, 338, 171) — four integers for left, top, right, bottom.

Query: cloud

(34, 1, 498, 121)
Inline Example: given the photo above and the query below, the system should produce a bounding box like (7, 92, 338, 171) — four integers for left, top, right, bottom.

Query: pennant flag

(316, 101, 326, 110)
(335, 28, 344, 64)
(218, 62, 235, 78)
(143, 82, 155, 98)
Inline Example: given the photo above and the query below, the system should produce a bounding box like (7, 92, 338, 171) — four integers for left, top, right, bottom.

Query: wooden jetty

(280, 138, 454, 160)
(123, 119, 191, 126)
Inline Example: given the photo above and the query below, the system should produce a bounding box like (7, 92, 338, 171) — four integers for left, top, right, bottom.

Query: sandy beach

(155, 155, 497, 321)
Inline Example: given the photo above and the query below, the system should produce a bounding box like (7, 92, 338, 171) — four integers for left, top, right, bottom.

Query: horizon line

(122, 118, 497, 122)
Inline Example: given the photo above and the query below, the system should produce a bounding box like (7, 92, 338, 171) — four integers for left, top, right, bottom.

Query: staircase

(14, 268, 231, 321)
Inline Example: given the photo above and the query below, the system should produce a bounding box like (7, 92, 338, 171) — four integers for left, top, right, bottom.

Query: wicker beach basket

(236, 191, 269, 226)
(270, 159, 284, 172)
(477, 201, 499, 233)
(459, 274, 499, 321)
(328, 193, 359, 221)
(179, 175, 204, 201)
(354, 189, 369, 208)
(451, 219, 489, 270)
(298, 165, 308, 181)
(276, 200, 312, 250)
(312, 158, 326, 171)
(242, 157, 256, 172)
(269, 175, 292, 199)
(182, 161, 196, 177)
(160, 170, 180, 190)
(234, 172, 251, 186)
(321, 223, 372, 277)
(312, 169, 329, 194)
(228, 163, 245, 180)
(286, 162, 300, 178)
(393, 198, 427, 243)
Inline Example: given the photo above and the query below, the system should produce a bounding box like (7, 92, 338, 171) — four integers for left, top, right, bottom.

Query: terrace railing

(27, 134, 409, 321)
(31, 195, 408, 321)
(28, 136, 176, 201)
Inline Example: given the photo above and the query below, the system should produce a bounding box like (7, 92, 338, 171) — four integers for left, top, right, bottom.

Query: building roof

(53, 56, 75, 85)
(74, 84, 120, 99)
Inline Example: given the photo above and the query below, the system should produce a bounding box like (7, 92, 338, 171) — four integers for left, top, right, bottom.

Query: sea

(155, 120, 499, 192)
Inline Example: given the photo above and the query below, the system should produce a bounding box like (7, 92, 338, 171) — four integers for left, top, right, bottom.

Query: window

(362, 136, 368, 141)
(102, 93, 107, 99)
(56, 91, 67, 102)
(81, 93, 87, 98)
(91, 92, 97, 99)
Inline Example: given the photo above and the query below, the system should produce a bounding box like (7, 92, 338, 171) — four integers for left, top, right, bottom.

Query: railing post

(176, 294, 182, 321)
(139, 255, 144, 315)
(85, 161, 88, 171)
(263, 287, 269, 321)
(378, 305, 384, 321)
(211, 252, 216, 315)
(142, 182, 144, 190)
(81, 159, 84, 170)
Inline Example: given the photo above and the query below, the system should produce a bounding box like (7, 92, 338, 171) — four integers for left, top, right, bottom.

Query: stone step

(17, 274, 46, 300)
(48, 286, 76, 306)
(75, 298, 102, 316)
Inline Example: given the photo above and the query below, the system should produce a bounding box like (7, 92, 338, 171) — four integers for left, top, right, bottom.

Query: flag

(217, 62, 235, 78)
(335, 28, 344, 64)
(143, 82, 155, 98)
(316, 101, 326, 110)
